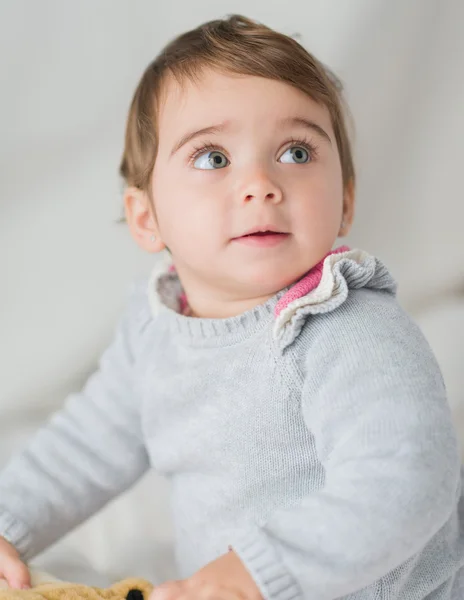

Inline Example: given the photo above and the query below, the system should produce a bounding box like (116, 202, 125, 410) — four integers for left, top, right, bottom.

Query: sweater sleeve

(232, 289, 462, 600)
(0, 283, 152, 560)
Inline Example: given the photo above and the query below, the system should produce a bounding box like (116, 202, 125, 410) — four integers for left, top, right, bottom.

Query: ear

(339, 178, 356, 237)
(124, 186, 166, 253)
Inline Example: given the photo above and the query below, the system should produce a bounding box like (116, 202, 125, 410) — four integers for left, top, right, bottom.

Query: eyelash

(187, 136, 319, 166)
(189, 143, 227, 165)
(286, 137, 319, 160)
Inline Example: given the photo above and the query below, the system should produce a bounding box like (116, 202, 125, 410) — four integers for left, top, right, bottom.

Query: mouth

(232, 227, 290, 248)
(235, 225, 288, 238)
(242, 230, 285, 237)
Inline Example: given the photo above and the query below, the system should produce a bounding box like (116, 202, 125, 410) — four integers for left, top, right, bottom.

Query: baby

(0, 14, 463, 600)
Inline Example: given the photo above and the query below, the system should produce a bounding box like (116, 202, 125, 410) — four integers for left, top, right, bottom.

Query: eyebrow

(281, 117, 332, 144)
(170, 122, 228, 157)
(169, 116, 332, 157)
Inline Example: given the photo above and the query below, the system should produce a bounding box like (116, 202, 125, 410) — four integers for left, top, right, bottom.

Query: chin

(238, 262, 307, 297)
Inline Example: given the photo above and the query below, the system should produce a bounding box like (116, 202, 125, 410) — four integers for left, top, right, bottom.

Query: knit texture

(0, 575, 153, 600)
(0, 249, 463, 599)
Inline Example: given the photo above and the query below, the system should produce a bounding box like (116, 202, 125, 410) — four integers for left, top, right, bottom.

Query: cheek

(152, 169, 225, 249)
(295, 162, 344, 216)
(287, 171, 343, 243)
(152, 169, 186, 240)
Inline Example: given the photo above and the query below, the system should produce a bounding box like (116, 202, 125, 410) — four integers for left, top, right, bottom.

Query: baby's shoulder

(119, 277, 154, 346)
(295, 285, 441, 387)
(311, 285, 421, 345)
(275, 249, 438, 373)
(274, 249, 398, 351)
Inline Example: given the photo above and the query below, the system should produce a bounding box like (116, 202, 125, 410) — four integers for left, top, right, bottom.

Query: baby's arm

(0, 284, 152, 562)
(232, 288, 461, 600)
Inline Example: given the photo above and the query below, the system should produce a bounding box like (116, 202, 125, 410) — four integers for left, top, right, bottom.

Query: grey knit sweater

(0, 249, 463, 600)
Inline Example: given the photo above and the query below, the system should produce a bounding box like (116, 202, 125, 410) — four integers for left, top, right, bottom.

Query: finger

(191, 588, 243, 600)
(149, 580, 185, 600)
(1, 558, 31, 589)
(185, 580, 246, 600)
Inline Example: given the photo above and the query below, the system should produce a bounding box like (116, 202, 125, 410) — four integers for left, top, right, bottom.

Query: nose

(240, 168, 283, 205)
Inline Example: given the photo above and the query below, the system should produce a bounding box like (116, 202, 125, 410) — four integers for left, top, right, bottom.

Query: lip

(232, 226, 290, 248)
(233, 224, 288, 239)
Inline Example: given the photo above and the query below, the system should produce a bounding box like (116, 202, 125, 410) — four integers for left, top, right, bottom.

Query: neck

(173, 266, 286, 319)
(185, 287, 280, 319)
(156, 246, 351, 320)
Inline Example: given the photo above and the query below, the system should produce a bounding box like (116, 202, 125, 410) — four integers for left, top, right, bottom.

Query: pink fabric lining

(179, 293, 189, 315)
(274, 246, 350, 317)
(168, 264, 189, 314)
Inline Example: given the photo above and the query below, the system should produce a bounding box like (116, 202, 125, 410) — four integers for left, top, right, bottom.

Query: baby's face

(150, 69, 352, 311)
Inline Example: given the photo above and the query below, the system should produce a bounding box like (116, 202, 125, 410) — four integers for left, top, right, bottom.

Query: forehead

(156, 69, 333, 140)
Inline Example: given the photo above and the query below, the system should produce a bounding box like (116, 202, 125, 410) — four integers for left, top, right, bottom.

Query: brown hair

(119, 14, 355, 192)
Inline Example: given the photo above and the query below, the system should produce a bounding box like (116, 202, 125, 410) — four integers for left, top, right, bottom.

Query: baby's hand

(150, 550, 261, 600)
(0, 536, 30, 590)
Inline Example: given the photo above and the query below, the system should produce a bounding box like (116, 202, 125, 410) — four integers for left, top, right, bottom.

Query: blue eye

(280, 146, 310, 164)
(193, 150, 229, 170)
